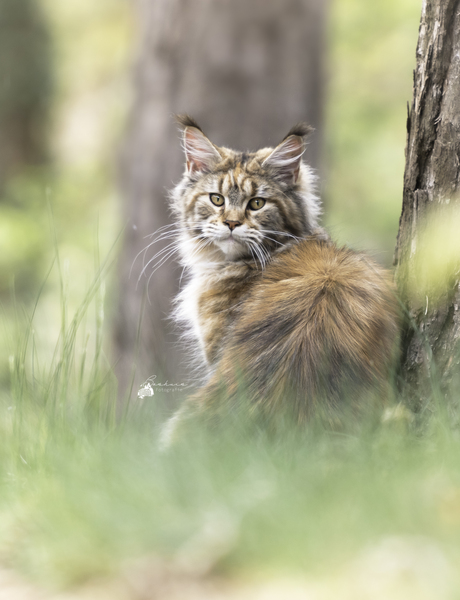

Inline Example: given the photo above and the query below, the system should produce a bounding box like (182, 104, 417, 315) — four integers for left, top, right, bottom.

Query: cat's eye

(248, 197, 266, 211)
(210, 193, 225, 207)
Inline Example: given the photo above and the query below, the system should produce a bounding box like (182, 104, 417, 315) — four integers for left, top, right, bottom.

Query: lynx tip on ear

(175, 114, 204, 133)
(282, 122, 314, 141)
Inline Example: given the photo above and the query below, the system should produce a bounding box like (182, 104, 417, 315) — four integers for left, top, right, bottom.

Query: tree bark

(394, 0, 460, 396)
(113, 0, 328, 400)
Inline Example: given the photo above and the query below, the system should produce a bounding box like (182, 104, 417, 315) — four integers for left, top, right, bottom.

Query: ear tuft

(282, 122, 314, 141)
(175, 114, 204, 133)
(177, 116, 221, 175)
(262, 133, 307, 184)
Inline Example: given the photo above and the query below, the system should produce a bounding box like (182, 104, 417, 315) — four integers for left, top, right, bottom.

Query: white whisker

(249, 240, 266, 269)
(258, 243, 271, 265)
(132, 220, 207, 281)
(247, 243, 260, 270)
(260, 233, 285, 247)
(259, 229, 302, 242)
(130, 225, 183, 278)
(138, 241, 180, 285)
(146, 246, 182, 303)
(144, 223, 180, 239)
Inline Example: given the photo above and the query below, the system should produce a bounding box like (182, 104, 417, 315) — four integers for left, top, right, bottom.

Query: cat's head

(171, 115, 321, 267)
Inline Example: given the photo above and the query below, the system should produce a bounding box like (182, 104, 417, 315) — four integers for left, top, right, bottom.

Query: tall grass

(2, 257, 460, 593)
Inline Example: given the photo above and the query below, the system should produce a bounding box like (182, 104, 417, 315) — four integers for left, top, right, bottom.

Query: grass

(2, 258, 460, 595)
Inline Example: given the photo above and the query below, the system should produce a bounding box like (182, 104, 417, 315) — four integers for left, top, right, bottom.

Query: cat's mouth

(213, 232, 247, 258)
(216, 235, 242, 248)
(212, 229, 241, 243)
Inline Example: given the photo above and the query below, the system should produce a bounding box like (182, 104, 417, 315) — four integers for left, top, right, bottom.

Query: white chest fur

(175, 274, 208, 365)
(174, 260, 254, 372)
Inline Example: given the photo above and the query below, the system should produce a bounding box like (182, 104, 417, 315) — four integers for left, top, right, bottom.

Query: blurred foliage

(0, 0, 52, 299)
(0, 0, 133, 384)
(325, 0, 421, 264)
(405, 205, 460, 306)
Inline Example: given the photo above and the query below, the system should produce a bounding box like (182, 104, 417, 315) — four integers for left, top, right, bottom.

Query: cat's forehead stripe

(218, 170, 258, 200)
(221, 172, 233, 196)
(243, 177, 255, 196)
(217, 174, 224, 194)
(237, 170, 246, 187)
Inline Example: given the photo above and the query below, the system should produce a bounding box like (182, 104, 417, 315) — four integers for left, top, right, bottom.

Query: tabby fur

(161, 116, 399, 440)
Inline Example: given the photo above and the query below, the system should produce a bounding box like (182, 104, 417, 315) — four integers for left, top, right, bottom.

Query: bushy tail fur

(164, 238, 400, 442)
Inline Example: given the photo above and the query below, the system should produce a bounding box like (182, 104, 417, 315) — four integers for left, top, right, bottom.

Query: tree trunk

(394, 0, 460, 396)
(0, 0, 51, 189)
(113, 0, 328, 400)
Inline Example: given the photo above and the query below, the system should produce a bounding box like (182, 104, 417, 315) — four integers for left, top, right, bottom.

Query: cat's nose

(224, 220, 242, 231)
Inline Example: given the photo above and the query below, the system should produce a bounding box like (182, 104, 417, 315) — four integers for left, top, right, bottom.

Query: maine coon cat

(161, 115, 399, 440)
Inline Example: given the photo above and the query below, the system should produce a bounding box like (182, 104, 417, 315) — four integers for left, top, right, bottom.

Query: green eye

(210, 193, 225, 207)
(248, 197, 266, 210)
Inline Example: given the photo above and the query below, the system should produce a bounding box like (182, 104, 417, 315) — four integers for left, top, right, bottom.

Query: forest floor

(0, 534, 457, 600)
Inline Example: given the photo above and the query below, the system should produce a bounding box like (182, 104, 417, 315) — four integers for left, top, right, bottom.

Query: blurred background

(0, 0, 421, 401)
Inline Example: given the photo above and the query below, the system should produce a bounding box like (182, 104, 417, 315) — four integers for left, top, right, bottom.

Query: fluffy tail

(168, 239, 400, 434)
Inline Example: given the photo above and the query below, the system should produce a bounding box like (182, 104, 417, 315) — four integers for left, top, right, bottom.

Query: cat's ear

(263, 123, 313, 184)
(183, 127, 221, 174)
(177, 115, 221, 175)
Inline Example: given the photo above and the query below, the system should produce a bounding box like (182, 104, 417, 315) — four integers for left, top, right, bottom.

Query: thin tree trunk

(113, 0, 328, 401)
(394, 0, 460, 395)
(0, 0, 51, 189)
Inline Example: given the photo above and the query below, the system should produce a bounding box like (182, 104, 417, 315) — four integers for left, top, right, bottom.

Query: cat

(160, 115, 400, 442)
